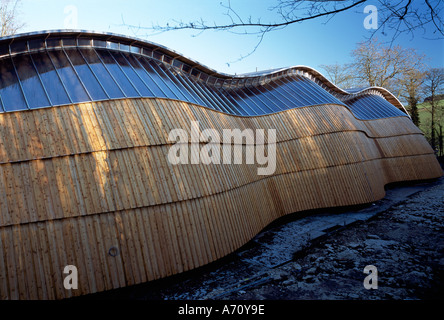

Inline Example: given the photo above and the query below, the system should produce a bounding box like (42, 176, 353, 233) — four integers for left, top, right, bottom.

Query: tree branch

(128, 0, 367, 34)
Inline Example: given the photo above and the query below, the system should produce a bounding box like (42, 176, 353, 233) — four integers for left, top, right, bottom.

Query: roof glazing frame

(0, 30, 409, 120)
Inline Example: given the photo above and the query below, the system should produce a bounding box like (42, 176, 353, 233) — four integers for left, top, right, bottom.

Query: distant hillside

(416, 100, 444, 140)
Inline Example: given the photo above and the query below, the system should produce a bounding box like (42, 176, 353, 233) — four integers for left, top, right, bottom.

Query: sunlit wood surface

(0, 97, 442, 299)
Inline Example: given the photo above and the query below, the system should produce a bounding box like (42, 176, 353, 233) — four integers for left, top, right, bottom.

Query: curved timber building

(0, 30, 442, 299)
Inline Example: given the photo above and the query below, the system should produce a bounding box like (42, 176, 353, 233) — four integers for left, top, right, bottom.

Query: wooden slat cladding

(0, 133, 439, 228)
(0, 99, 422, 164)
(0, 98, 442, 299)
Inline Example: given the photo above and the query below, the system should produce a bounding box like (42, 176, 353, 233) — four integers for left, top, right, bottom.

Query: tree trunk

(431, 107, 436, 151)
(408, 96, 420, 127)
(439, 124, 443, 157)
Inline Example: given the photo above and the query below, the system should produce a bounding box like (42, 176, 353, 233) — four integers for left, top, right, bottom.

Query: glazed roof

(0, 29, 408, 119)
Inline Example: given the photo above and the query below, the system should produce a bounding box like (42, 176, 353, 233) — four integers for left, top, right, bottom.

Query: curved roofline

(0, 29, 408, 115)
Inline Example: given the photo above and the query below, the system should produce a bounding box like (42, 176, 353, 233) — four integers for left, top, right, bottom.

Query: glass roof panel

(0, 32, 408, 120)
(95, 49, 139, 98)
(65, 49, 108, 101)
(109, 51, 154, 97)
(0, 57, 28, 111)
(79, 49, 125, 99)
(30, 52, 71, 106)
(47, 50, 90, 103)
(136, 56, 176, 98)
(12, 54, 50, 108)
(122, 53, 163, 97)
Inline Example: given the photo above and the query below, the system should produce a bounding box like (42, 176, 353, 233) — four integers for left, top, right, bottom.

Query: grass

(415, 99, 444, 137)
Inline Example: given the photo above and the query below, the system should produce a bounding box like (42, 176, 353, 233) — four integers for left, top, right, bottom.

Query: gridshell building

(0, 30, 442, 299)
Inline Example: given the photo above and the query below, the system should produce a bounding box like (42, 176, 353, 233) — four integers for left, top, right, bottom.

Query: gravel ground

(227, 178, 444, 300)
(84, 175, 444, 301)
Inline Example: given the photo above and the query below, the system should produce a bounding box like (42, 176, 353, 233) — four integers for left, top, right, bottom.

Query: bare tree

(124, 0, 444, 60)
(0, 0, 24, 37)
(319, 39, 428, 126)
(423, 68, 444, 154)
(350, 38, 426, 92)
(319, 63, 358, 89)
(397, 68, 427, 127)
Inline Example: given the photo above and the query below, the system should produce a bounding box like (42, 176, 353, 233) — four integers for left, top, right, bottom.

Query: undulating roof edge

(0, 29, 409, 116)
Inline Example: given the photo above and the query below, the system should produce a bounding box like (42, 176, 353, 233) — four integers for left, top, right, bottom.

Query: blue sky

(17, 0, 444, 75)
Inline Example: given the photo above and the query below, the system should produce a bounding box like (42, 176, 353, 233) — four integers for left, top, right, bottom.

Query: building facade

(0, 30, 442, 299)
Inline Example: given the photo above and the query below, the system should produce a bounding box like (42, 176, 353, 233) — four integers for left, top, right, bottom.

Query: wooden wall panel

(0, 98, 442, 299)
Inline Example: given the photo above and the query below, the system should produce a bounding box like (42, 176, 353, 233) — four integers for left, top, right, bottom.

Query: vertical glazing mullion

(347, 98, 359, 118)
(157, 62, 201, 102)
(381, 97, 395, 118)
(294, 76, 321, 105)
(372, 97, 382, 118)
(205, 82, 239, 114)
(237, 86, 267, 115)
(360, 98, 370, 119)
(78, 48, 111, 99)
(156, 62, 193, 102)
(368, 96, 381, 118)
(196, 80, 230, 113)
(146, 59, 180, 100)
(262, 82, 299, 111)
(29, 53, 53, 106)
(378, 97, 389, 118)
(290, 76, 319, 105)
(283, 77, 313, 106)
(120, 53, 155, 96)
(217, 85, 249, 116)
(46, 50, 73, 104)
(108, 50, 142, 97)
(308, 78, 342, 103)
(272, 79, 304, 107)
(226, 87, 259, 116)
(174, 72, 207, 106)
(260, 82, 290, 111)
(10, 56, 30, 109)
(178, 73, 214, 109)
(360, 96, 372, 119)
(302, 76, 340, 105)
(194, 80, 224, 112)
(356, 98, 369, 119)
(189, 78, 225, 112)
(274, 77, 308, 105)
(219, 86, 255, 116)
(217, 86, 242, 115)
(253, 81, 289, 112)
(267, 79, 302, 109)
(0, 95, 5, 112)
(251, 84, 288, 112)
(167, 65, 203, 103)
(207, 85, 238, 115)
(93, 48, 128, 98)
(133, 55, 168, 98)
(197, 80, 232, 114)
(389, 99, 404, 117)
(371, 96, 384, 118)
(242, 86, 273, 113)
(62, 48, 93, 101)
